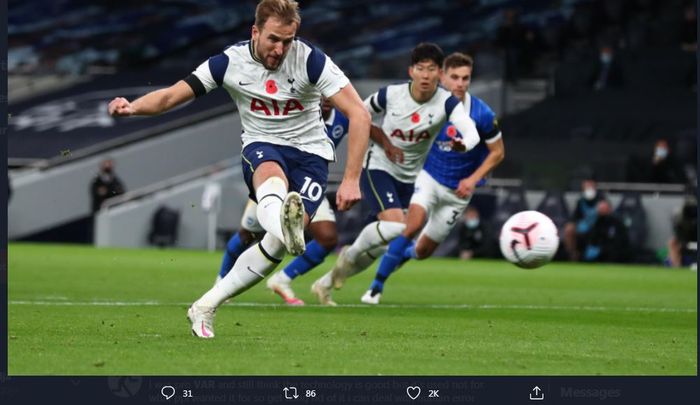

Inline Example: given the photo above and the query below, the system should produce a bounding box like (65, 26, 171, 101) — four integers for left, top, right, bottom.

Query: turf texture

(7, 243, 697, 375)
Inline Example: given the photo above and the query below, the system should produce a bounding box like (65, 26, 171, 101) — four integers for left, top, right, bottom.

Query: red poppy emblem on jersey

(411, 112, 420, 123)
(265, 80, 278, 94)
(446, 125, 457, 138)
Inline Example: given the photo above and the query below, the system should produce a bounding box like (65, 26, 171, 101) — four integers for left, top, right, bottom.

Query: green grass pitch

(7, 243, 697, 375)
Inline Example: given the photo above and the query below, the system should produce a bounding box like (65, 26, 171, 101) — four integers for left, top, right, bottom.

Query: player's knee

(379, 221, 406, 242)
(258, 175, 287, 190)
(402, 224, 421, 239)
(315, 231, 338, 251)
(414, 243, 433, 260)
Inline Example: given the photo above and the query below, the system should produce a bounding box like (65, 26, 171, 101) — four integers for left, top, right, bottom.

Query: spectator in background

(625, 138, 687, 184)
(667, 195, 697, 268)
(456, 206, 490, 260)
(582, 199, 630, 263)
(592, 43, 624, 91)
(563, 178, 604, 261)
(647, 138, 686, 184)
(90, 158, 125, 213)
(680, 1, 697, 53)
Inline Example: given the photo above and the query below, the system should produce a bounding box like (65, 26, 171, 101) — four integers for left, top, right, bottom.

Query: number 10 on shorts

(300, 176, 323, 201)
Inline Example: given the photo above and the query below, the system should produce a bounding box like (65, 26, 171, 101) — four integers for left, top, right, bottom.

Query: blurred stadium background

(7, 0, 697, 265)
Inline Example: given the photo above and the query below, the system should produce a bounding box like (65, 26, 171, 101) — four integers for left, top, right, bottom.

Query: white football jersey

(192, 38, 349, 161)
(363, 82, 479, 182)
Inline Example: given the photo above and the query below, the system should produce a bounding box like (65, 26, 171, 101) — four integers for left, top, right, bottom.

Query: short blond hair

(255, 0, 301, 29)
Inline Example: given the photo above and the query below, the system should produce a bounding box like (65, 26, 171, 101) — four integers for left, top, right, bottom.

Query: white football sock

(345, 221, 405, 262)
(255, 177, 287, 242)
(355, 245, 387, 271)
(317, 271, 333, 289)
(197, 233, 285, 308)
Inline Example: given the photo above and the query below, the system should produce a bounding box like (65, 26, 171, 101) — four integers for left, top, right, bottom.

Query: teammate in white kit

(310, 43, 480, 306)
(108, 0, 370, 337)
(363, 52, 505, 304)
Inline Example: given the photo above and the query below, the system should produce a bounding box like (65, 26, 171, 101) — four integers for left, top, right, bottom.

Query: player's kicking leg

(189, 144, 328, 338)
(189, 145, 307, 338)
(267, 198, 338, 305)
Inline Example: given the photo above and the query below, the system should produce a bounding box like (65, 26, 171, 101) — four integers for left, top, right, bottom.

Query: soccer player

(361, 52, 505, 304)
(108, 0, 370, 338)
(218, 99, 350, 305)
(310, 43, 480, 306)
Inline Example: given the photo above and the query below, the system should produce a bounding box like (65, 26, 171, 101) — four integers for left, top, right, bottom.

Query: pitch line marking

(8, 300, 697, 313)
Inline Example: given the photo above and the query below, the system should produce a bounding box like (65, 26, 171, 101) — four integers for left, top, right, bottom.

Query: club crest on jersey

(390, 128, 430, 143)
(250, 97, 304, 116)
(256, 150, 264, 159)
(331, 125, 344, 139)
(386, 192, 394, 203)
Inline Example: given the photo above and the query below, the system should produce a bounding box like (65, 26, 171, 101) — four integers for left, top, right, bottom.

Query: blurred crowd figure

(591, 43, 624, 91)
(667, 196, 697, 268)
(581, 199, 630, 262)
(563, 178, 605, 261)
(456, 206, 491, 260)
(625, 138, 687, 184)
(90, 158, 125, 213)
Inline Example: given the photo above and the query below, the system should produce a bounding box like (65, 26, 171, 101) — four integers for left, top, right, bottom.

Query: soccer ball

(499, 210, 559, 269)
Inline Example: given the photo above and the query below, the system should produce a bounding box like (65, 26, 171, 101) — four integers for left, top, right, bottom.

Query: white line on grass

(8, 300, 697, 313)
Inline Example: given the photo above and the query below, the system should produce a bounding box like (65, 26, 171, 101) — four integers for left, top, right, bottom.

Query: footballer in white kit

(217, 101, 351, 306)
(108, 0, 370, 337)
(311, 43, 480, 306)
(364, 52, 505, 304)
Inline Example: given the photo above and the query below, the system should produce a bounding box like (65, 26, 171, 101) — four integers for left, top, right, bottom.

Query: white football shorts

(410, 170, 472, 243)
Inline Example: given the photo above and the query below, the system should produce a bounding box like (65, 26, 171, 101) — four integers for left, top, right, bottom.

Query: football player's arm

(109, 80, 195, 117)
(370, 125, 403, 164)
(329, 83, 371, 210)
(449, 103, 480, 151)
(455, 137, 505, 198)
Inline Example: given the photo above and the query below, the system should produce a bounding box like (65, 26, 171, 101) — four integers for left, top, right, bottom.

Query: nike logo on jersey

(239, 81, 253, 86)
(256, 151, 264, 159)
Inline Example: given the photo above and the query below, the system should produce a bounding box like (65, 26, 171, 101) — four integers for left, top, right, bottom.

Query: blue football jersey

(423, 93, 501, 190)
(324, 108, 350, 148)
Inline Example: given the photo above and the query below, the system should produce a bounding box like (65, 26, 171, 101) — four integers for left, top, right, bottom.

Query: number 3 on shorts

(300, 176, 323, 202)
(446, 210, 460, 226)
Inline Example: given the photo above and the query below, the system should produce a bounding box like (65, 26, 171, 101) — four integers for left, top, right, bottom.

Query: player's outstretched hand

(108, 97, 135, 117)
(335, 180, 361, 211)
(456, 177, 477, 199)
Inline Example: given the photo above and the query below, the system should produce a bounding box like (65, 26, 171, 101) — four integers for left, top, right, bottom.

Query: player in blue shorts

(311, 44, 480, 306)
(217, 98, 350, 305)
(363, 52, 505, 304)
(109, 0, 370, 337)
